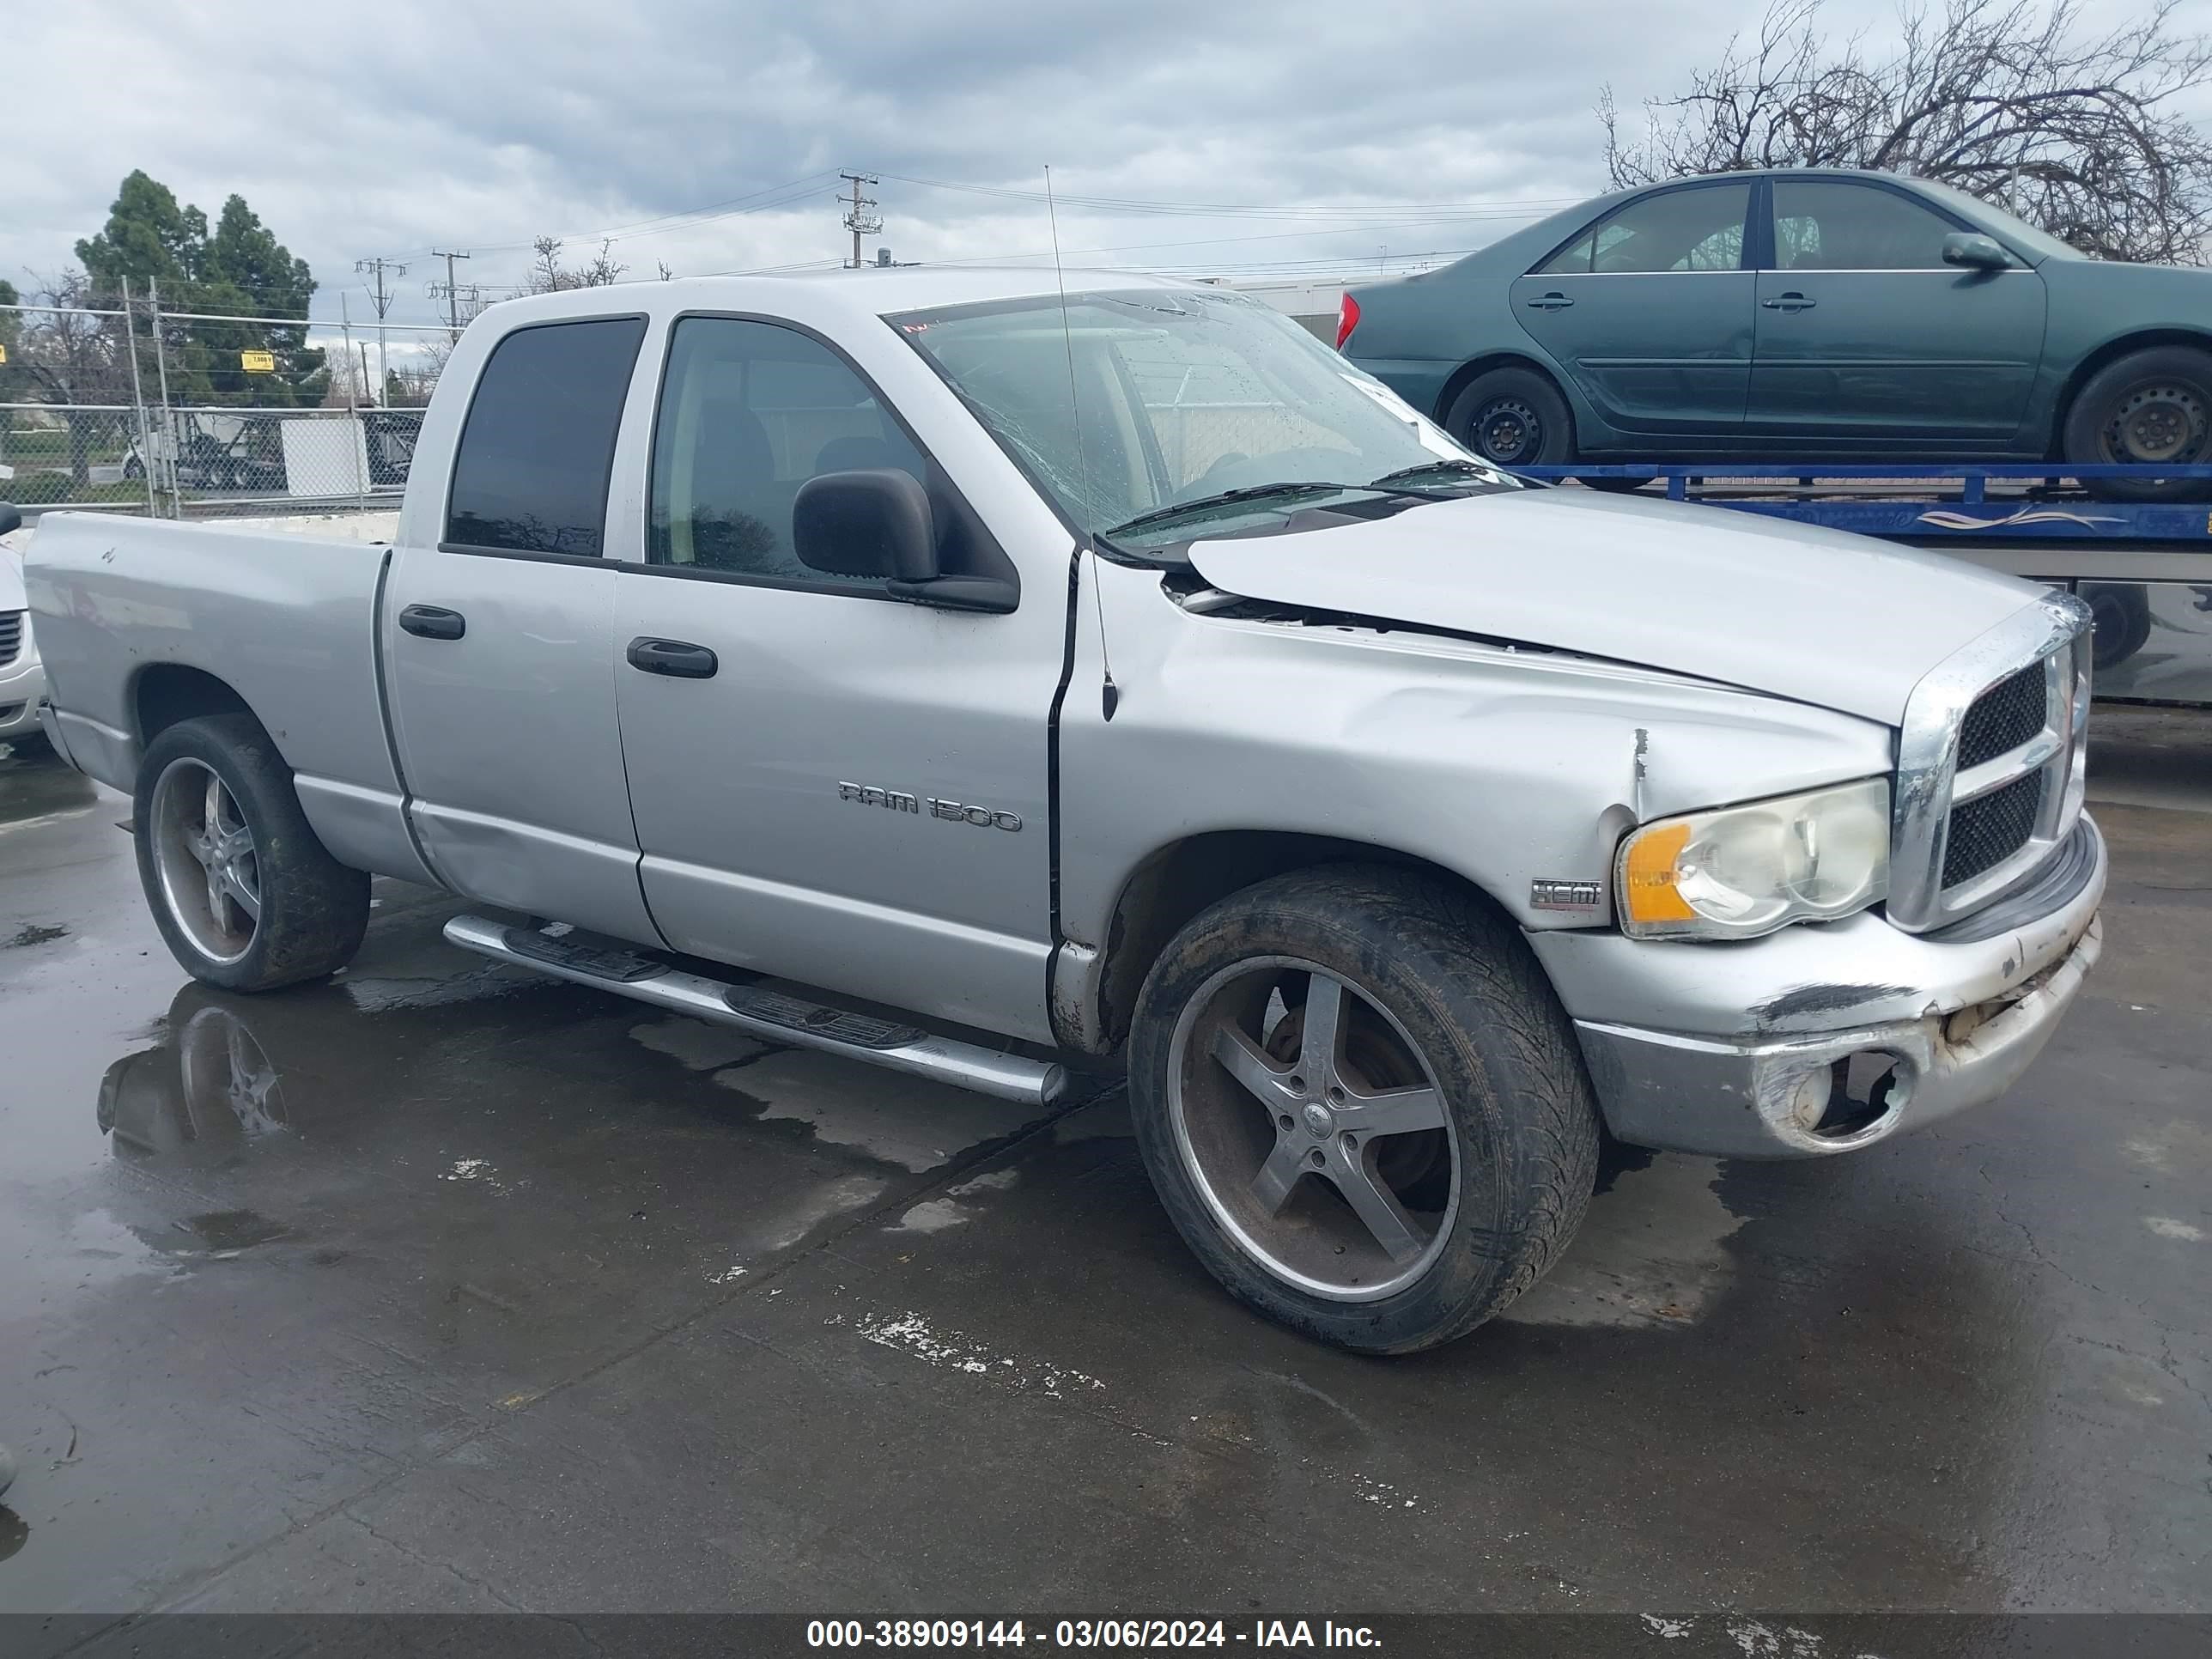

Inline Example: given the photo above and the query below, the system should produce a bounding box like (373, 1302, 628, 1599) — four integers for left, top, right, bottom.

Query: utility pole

(839, 173, 882, 269)
(355, 256, 407, 408)
(429, 250, 472, 341)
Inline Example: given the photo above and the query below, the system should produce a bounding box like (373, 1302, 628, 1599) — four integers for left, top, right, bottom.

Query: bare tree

(15, 270, 132, 484)
(525, 236, 630, 293)
(1600, 0, 2212, 262)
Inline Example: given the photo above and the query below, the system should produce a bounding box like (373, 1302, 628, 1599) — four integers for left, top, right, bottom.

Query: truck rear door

(381, 314, 660, 942)
(606, 313, 1063, 1041)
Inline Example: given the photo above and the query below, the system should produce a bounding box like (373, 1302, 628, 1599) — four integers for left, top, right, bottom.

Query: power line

(428, 249, 472, 340)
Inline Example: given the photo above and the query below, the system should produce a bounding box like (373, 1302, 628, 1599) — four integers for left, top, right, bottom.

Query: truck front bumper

(1529, 815, 2106, 1158)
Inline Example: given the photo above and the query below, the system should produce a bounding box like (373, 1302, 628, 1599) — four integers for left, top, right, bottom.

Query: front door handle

(1761, 291, 1818, 311)
(627, 637, 718, 679)
(1524, 291, 1574, 311)
(398, 604, 465, 641)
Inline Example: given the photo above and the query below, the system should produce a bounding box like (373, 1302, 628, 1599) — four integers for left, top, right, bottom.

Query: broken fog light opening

(1776, 1050, 1912, 1140)
(1815, 1052, 1911, 1138)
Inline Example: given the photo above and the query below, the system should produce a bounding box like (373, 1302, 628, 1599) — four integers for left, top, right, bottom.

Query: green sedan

(1340, 167, 2212, 500)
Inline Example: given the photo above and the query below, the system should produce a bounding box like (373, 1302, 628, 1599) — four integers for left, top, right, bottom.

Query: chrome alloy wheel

(1166, 956, 1459, 1301)
(149, 758, 262, 965)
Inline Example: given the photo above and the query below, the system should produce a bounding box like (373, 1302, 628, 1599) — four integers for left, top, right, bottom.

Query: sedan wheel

(1168, 956, 1456, 1300)
(149, 757, 263, 965)
(2063, 344, 2212, 501)
(1471, 398, 1544, 468)
(2105, 381, 2208, 466)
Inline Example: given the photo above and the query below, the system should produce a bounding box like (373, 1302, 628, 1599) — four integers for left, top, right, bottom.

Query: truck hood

(1184, 488, 2043, 725)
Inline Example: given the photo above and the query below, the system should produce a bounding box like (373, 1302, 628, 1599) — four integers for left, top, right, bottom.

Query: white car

(1, 506, 47, 750)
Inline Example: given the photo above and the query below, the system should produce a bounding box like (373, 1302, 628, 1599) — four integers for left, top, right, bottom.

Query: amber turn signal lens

(1620, 821, 1698, 923)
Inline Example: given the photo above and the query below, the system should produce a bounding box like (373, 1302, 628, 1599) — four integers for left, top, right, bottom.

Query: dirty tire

(133, 713, 368, 992)
(2062, 344, 2212, 501)
(1127, 865, 1601, 1353)
(1445, 367, 1573, 470)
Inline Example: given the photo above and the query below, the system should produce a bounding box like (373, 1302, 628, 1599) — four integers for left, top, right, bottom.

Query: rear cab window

(445, 316, 647, 556)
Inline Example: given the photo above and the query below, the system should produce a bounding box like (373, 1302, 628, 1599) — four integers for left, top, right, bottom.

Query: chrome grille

(0, 611, 21, 668)
(1942, 771, 2045, 887)
(1957, 663, 2046, 770)
(1889, 593, 2094, 933)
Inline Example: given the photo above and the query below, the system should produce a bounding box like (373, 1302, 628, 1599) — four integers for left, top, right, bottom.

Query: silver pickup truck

(21, 270, 2105, 1352)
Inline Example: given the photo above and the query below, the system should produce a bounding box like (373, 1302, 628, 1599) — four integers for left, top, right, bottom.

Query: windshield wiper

(1103, 481, 1362, 538)
(1368, 459, 1505, 490)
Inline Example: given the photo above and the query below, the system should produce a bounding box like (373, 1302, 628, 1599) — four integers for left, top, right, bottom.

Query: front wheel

(1444, 367, 1573, 471)
(134, 713, 369, 991)
(1128, 866, 1601, 1353)
(2062, 345, 2212, 502)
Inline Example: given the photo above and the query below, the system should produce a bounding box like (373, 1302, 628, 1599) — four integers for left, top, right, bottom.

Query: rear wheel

(134, 714, 369, 992)
(1445, 367, 1573, 471)
(2062, 345, 2212, 501)
(1127, 866, 1601, 1353)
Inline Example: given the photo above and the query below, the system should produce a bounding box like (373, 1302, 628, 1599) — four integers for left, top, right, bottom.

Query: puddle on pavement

(0, 757, 98, 828)
(1507, 1156, 1747, 1330)
(717, 1048, 1053, 1172)
(6, 922, 68, 948)
(172, 1209, 291, 1252)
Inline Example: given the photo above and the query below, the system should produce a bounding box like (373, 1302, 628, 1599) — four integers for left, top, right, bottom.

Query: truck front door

(382, 314, 660, 943)
(608, 313, 1063, 1042)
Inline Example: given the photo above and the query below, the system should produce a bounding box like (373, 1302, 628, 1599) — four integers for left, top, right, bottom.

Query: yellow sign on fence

(240, 349, 276, 374)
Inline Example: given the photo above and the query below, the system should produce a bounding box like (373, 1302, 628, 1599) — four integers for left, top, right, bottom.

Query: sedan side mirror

(0, 502, 21, 538)
(792, 469, 938, 582)
(1942, 233, 2010, 272)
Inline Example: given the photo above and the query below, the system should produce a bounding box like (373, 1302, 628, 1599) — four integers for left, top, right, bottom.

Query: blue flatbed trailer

(1516, 464, 2212, 708)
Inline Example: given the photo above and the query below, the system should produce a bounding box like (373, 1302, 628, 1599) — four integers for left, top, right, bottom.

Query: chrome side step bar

(443, 915, 1068, 1108)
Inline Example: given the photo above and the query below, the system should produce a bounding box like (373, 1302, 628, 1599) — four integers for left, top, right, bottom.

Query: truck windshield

(891, 288, 1513, 551)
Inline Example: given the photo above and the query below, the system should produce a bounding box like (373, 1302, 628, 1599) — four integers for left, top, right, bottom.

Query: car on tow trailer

(17, 267, 2105, 1352)
(1340, 167, 2212, 501)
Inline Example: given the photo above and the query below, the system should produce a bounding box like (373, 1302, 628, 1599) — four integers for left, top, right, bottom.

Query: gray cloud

(9, 0, 2203, 325)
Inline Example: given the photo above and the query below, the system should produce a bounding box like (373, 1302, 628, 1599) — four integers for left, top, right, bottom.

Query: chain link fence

(1, 290, 447, 521)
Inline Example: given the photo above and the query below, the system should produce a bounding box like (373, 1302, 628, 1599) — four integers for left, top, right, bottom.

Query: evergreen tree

(75, 171, 327, 407)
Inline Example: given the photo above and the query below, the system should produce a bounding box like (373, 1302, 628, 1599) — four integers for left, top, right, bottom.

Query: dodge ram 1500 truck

(21, 269, 2105, 1352)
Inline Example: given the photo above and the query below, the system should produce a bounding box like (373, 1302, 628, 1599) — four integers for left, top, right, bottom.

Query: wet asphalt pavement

(0, 713, 2206, 1630)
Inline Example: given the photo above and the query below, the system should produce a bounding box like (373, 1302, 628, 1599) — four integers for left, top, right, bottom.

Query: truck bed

(26, 511, 426, 881)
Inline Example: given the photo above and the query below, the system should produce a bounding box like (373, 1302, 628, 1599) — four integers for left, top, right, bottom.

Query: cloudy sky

(9, 0, 2207, 330)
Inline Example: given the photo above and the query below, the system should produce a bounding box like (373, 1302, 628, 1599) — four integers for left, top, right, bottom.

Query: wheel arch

(1434, 351, 1577, 432)
(2048, 328, 2212, 453)
(131, 664, 272, 757)
(1063, 830, 1517, 1058)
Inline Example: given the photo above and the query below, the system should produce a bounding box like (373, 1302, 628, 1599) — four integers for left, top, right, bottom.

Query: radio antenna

(1046, 165, 1118, 720)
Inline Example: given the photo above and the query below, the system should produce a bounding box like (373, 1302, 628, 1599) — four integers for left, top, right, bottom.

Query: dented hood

(1185, 487, 2044, 725)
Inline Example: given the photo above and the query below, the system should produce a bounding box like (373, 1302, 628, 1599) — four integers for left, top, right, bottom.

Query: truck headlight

(1616, 778, 1890, 941)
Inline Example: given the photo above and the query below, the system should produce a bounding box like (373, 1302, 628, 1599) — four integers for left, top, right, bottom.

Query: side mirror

(0, 502, 21, 538)
(1942, 233, 2010, 272)
(792, 470, 937, 582)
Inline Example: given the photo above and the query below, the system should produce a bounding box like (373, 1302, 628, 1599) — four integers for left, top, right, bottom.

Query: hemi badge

(1531, 878, 1602, 911)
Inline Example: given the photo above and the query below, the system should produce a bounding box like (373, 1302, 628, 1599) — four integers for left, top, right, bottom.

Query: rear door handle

(1525, 292, 1574, 310)
(1761, 291, 1817, 311)
(626, 637, 718, 679)
(398, 604, 465, 641)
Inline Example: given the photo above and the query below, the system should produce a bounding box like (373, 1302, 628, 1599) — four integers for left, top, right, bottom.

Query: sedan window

(1771, 180, 1981, 270)
(1538, 183, 1752, 275)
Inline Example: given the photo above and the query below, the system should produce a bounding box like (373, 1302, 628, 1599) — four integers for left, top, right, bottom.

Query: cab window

(1538, 183, 1752, 275)
(446, 317, 646, 556)
(649, 317, 926, 585)
(1771, 180, 1977, 270)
